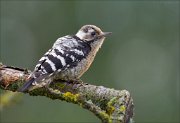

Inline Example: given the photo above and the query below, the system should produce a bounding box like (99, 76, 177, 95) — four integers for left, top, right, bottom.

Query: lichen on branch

(0, 63, 134, 123)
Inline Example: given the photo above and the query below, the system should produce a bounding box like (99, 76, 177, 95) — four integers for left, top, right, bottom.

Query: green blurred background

(0, 1, 179, 123)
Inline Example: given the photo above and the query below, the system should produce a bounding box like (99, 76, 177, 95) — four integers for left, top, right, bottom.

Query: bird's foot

(71, 78, 83, 84)
(58, 78, 83, 84)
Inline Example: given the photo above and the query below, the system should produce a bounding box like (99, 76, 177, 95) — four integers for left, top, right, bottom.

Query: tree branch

(0, 63, 134, 123)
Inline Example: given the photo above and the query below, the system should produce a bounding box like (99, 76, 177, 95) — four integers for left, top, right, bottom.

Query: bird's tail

(18, 78, 35, 92)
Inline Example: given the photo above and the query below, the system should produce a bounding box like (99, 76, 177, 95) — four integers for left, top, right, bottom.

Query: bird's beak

(96, 32, 112, 39)
(101, 32, 112, 37)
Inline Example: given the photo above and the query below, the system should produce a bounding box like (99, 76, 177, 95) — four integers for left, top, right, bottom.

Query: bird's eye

(91, 32, 96, 36)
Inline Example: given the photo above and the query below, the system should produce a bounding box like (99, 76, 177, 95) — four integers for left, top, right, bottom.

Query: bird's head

(76, 25, 111, 42)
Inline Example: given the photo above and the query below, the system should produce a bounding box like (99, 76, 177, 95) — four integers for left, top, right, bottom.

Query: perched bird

(19, 25, 111, 92)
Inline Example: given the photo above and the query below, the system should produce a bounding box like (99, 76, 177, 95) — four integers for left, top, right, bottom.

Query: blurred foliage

(0, 1, 179, 123)
(0, 91, 22, 111)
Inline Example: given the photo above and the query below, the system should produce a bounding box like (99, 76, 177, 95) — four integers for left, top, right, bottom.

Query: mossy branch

(0, 63, 134, 123)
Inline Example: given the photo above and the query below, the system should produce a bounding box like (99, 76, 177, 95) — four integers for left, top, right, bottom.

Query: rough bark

(0, 63, 134, 123)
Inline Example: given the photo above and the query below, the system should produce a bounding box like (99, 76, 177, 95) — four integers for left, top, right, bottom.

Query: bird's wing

(33, 36, 91, 79)
(19, 36, 91, 92)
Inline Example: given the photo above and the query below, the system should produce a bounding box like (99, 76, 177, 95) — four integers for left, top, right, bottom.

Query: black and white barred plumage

(19, 25, 111, 92)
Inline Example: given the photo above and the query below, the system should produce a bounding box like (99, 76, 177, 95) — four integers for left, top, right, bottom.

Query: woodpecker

(19, 25, 111, 92)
